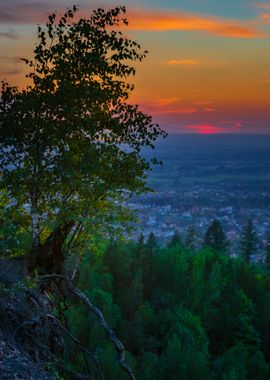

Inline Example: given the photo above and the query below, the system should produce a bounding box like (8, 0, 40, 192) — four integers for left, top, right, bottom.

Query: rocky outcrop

(0, 258, 63, 380)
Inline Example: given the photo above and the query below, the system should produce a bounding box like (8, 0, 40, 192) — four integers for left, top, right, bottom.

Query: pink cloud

(185, 123, 224, 134)
(0, 3, 50, 23)
(184, 121, 243, 134)
(0, 2, 101, 24)
(256, 3, 270, 9)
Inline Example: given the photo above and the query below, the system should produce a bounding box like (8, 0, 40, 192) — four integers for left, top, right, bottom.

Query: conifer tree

(136, 233, 145, 269)
(167, 230, 182, 248)
(185, 225, 196, 250)
(203, 219, 229, 253)
(136, 233, 145, 257)
(240, 219, 258, 263)
(265, 231, 270, 269)
(146, 232, 158, 253)
(141, 232, 157, 299)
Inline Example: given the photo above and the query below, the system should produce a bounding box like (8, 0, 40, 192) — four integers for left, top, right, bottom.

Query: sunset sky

(1, 0, 270, 133)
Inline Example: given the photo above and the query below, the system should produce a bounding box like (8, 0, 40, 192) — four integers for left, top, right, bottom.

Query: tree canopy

(0, 6, 166, 270)
(240, 219, 258, 263)
(203, 219, 229, 253)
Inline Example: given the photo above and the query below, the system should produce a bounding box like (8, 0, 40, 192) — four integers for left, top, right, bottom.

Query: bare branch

(40, 274, 137, 380)
(46, 313, 104, 380)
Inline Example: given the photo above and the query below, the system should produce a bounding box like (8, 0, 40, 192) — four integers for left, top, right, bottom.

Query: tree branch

(46, 313, 104, 380)
(40, 274, 137, 380)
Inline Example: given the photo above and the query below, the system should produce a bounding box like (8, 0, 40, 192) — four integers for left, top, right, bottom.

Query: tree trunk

(30, 196, 40, 251)
(27, 220, 74, 274)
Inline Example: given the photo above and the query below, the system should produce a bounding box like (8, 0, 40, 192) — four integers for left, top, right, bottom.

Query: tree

(140, 232, 158, 299)
(185, 225, 196, 250)
(203, 219, 229, 253)
(146, 232, 158, 253)
(167, 231, 182, 248)
(0, 6, 166, 273)
(240, 219, 258, 263)
(265, 231, 270, 269)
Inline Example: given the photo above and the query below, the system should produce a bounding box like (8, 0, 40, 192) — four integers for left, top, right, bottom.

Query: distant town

(127, 134, 270, 257)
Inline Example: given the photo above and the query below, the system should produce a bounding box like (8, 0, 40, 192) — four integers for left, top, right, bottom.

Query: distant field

(149, 174, 270, 185)
(143, 134, 270, 192)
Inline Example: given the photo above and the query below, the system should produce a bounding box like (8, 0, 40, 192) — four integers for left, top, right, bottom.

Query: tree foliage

(204, 219, 229, 253)
(240, 219, 258, 262)
(185, 225, 196, 250)
(265, 231, 270, 269)
(0, 6, 166, 269)
(167, 231, 182, 248)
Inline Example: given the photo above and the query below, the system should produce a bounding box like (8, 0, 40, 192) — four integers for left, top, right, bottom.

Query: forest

(64, 235, 270, 380)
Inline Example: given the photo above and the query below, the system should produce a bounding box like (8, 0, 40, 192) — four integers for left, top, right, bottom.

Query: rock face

(0, 333, 55, 380)
(0, 258, 64, 380)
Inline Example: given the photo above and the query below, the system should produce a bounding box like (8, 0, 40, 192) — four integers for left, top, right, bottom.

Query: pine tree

(146, 232, 158, 253)
(265, 231, 270, 269)
(141, 232, 157, 299)
(203, 219, 229, 253)
(185, 225, 196, 250)
(167, 231, 182, 248)
(138, 233, 145, 247)
(240, 219, 258, 263)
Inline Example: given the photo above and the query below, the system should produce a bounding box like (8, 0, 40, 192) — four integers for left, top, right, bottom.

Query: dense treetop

(0, 6, 166, 263)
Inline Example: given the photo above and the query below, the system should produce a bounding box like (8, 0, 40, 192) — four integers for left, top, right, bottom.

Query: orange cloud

(157, 107, 197, 115)
(0, 4, 264, 39)
(155, 97, 183, 106)
(168, 59, 200, 66)
(258, 12, 270, 20)
(127, 9, 263, 38)
(147, 98, 199, 114)
(139, 98, 219, 118)
(196, 101, 213, 106)
(145, 105, 197, 115)
(254, 3, 270, 23)
(167, 58, 230, 68)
